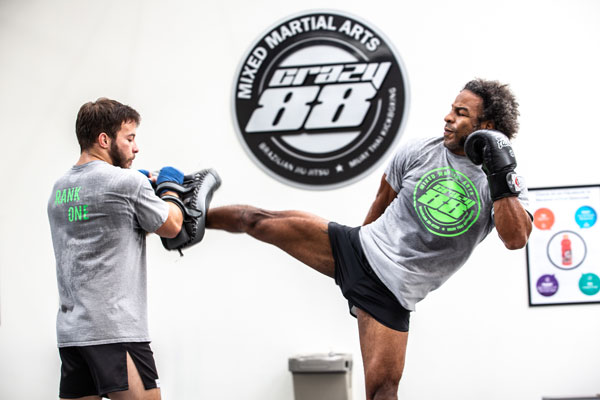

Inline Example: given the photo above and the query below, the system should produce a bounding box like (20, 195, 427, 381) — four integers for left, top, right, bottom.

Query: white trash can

(288, 353, 352, 400)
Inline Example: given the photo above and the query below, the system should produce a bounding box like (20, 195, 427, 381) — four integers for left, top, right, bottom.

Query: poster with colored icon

(526, 184, 600, 306)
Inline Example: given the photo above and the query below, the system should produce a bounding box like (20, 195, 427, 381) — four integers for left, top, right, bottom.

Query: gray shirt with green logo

(47, 161, 169, 347)
(359, 136, 528, 311)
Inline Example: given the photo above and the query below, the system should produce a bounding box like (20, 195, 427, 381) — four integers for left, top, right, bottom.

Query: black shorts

(328, 222, 410, 332)
(58, 342, 160, 399)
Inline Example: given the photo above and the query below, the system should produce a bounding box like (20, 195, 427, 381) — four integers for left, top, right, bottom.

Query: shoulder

(394, 136, 442, 156)
(118, 167, 148, 191)
(118, 166, 147, 183)
(389, 136, 443, 168)
(51, 168, 73, 189)
(92, 163, 148, 193)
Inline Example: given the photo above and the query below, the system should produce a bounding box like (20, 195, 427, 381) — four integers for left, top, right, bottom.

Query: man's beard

(109, 142, 131, 168)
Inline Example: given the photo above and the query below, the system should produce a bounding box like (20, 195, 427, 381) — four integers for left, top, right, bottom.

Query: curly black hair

(463, 79, 520, 139)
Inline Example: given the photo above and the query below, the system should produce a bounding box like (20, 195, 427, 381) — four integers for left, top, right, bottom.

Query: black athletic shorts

(328, 222, 410, 332)
(58, 342, 160, 399)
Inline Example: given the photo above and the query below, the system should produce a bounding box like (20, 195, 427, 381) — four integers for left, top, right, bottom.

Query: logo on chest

(413, 167, 481, 237)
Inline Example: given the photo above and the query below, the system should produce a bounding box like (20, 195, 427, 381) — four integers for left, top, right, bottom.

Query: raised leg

(207, 205, 335, 277)
(357, 308, 408, 400)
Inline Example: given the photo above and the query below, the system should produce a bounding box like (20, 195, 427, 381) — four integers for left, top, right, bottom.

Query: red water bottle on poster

(561, 234, 572, 266)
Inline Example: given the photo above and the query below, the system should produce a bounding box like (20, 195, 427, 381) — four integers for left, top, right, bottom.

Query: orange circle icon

(534, 208, 555, 230)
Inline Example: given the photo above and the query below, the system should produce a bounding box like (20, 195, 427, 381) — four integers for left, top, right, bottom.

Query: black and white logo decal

(232, 11, 409, 189)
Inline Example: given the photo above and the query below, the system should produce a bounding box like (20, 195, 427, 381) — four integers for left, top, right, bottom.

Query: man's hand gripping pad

(155, 169, 221, 254)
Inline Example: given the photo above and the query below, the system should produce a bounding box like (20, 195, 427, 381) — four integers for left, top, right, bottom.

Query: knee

(368, 381, 400, 400)
(366, 374, 401, 400)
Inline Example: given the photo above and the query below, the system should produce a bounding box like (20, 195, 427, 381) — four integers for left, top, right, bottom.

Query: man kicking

(206, 79, 532, 400)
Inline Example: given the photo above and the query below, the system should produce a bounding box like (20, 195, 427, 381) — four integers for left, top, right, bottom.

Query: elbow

(162, 223, 182, 239)
(155, 216, 183, 239)
(504, 238, 527, 250)
(502, 231, 530, 250)
(500, 216, 532, 250)
(165, 217, 184, 238)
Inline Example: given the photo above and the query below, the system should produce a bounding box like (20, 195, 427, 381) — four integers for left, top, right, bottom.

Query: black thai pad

(155, 168, 221, 253)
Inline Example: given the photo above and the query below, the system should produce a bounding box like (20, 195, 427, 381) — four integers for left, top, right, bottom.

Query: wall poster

(526, 184, 600, 306)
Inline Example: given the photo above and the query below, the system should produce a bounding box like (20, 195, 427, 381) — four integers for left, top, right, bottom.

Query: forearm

(463, 130, 531, 249)
(363, 174, 397, 226)
(155, 191, 184, 238)
(493, 196, 532, 250)
(363, 197, 389, 225)
(165, 200, 184, 230)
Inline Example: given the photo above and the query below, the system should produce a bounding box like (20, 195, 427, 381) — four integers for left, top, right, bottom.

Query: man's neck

(76, 149, 112, 166)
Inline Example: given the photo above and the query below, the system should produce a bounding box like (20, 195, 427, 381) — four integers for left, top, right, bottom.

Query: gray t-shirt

(47, 161, 169, 347)
(359, 137, 529, 311)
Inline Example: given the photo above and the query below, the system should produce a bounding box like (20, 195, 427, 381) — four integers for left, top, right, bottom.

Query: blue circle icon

(575, 206, 597, 228)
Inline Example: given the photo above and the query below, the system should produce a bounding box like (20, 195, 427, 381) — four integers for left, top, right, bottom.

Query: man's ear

(481, 120, 495, 130)
(98, 132, 110, 149)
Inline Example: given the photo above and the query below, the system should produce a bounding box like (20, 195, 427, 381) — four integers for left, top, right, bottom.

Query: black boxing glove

(464, 129, 523, 201)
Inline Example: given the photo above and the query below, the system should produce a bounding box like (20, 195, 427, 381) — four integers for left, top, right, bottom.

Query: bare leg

(207, 205, 335, 277)
(357, 308, 408, 400)
(108, 352, 161, 400)
(208, 205, 408, 398)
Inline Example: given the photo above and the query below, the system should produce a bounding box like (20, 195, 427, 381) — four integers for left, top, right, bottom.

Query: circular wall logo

(536, 274, 559, 297)
(533, 207, 555, 230)
(575, 205, 597, 228)
(579, 273, 600, 296)
(546, 230, 587, 270)
(232, 10, 409, 189)
(413, 167, 481, 237)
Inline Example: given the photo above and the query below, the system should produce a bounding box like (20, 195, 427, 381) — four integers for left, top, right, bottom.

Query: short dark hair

(463, 79, 520, 139)
(75, 98, 140, 151)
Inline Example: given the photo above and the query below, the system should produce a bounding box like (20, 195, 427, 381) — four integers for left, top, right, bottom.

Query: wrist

(160, 190, 180, 199)
(488, 170, 523, 201)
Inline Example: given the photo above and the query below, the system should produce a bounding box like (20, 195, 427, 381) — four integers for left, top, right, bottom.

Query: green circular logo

(579, 273, 600, 296)
(413, 167, 481, 237)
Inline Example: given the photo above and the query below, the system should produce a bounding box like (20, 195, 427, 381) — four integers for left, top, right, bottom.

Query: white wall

(1, 0, 599, 399)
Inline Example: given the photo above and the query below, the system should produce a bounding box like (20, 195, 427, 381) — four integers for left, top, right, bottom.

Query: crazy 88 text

(245, 62, 391, 133)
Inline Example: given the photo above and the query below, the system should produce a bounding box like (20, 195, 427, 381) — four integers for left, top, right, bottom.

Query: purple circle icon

(536, 274, 559, 297)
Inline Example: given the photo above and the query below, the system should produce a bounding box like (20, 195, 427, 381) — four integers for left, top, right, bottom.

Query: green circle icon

(579, 273, 600, 296)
